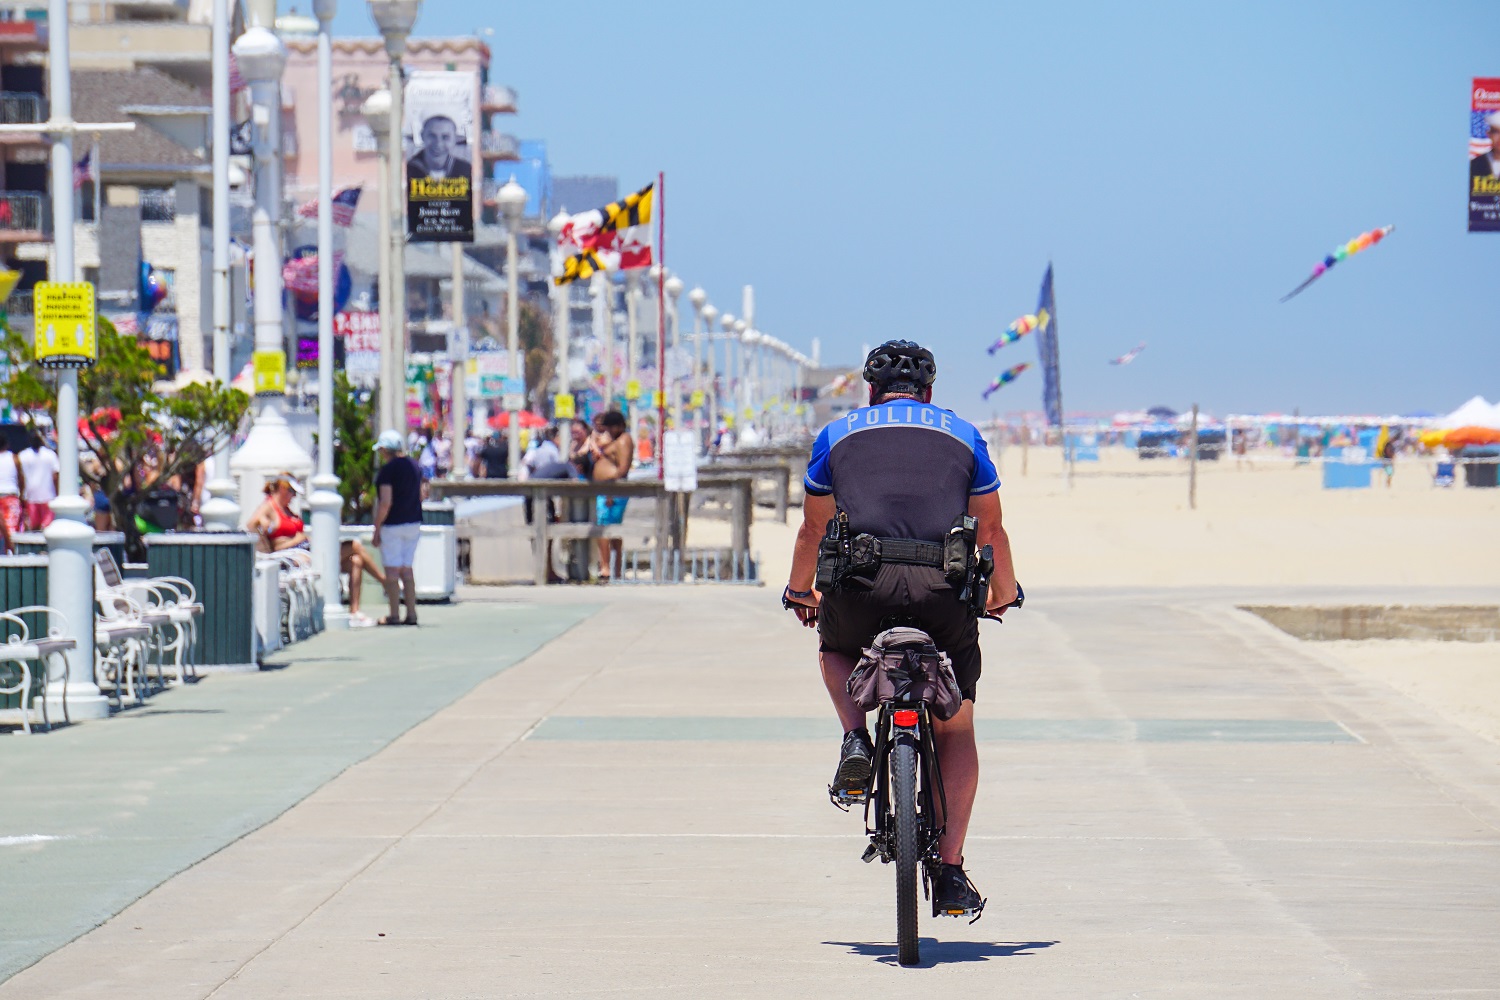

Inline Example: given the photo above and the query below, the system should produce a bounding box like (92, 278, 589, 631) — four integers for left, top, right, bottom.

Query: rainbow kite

(1280, 225, 1394, 302)
(986, 309, 1049, 354)
(982, 363, 1029, 399)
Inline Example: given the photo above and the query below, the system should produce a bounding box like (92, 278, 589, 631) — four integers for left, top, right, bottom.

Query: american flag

(1471, 111, 1494, 160)
(282, 251, 345, 295)
(73, 150, 92, 190)
(295, 185, 362, 226)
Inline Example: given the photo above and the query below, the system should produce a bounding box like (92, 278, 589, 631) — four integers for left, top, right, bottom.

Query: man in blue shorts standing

(586, 410, 632, 582)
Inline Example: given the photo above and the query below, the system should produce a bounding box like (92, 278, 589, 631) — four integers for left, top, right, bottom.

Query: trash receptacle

(1459, 449, 1499, 488)
(13, 530, 126, 570)
(145, 532, 258, 670)
(0, 554, 49, 710)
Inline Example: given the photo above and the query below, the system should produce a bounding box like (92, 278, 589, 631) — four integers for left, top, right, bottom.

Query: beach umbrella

(488, 410, 548, 430)
(1442, 426, 1500, 449)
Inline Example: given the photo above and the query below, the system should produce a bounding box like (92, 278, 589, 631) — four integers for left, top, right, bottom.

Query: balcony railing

(0, 92, 45, 126)
(479, 131, 520, 160)
(0, 192, 50, 235)
(480, 84, 518, 113)
(481, 178, 500, 204)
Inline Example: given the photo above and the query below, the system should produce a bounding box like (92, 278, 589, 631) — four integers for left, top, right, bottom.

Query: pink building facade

(279, 35, 518, 221)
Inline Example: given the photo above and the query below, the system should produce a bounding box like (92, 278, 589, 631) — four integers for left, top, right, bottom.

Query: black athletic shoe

(828, 728, 874, 806)
(932, 862, 985, 921)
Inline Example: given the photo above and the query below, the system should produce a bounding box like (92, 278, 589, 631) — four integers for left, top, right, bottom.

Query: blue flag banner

(1034, 264, 1064, 427)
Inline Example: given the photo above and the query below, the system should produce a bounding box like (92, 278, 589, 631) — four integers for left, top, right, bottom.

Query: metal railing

(139, 187, 176, 223)
(0, 192, 50, 234)
(481, 84, 518, 112)
(479, 131, 520, 160)
(0, 92, 45, 126)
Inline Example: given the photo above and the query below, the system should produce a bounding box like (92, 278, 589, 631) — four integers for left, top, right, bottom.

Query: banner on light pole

(403, 70, 477, 243)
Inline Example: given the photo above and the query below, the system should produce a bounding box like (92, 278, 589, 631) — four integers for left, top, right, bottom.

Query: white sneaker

(349, 613, 375, 629)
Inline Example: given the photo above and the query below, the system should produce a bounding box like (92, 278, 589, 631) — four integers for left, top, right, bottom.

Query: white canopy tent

(1435, 396, 1500, 430)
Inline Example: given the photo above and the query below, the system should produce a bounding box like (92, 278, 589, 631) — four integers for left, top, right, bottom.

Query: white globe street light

(229, 25, 313, 513)
(547, 209, 571, 404)
(308, 0, 345, 626)
(497, 176, 527, 477)
(368, 0, 421, 435)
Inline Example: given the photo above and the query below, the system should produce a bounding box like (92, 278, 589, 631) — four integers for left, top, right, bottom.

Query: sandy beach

(691, 445, 1500, 747)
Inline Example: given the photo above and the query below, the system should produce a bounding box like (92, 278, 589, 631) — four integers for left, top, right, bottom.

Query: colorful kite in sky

(1280, 225, 1394, 302)
(1110, 342, 1146, 366)
(986, 309, 1049, 354)
(981, 363, 1030, 399)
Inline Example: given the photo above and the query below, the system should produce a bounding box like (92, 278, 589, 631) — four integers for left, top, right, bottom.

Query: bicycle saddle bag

(846, 626, 964, 721)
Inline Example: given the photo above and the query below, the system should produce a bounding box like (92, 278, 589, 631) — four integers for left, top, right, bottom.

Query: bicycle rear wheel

(892, 740, 920, 965)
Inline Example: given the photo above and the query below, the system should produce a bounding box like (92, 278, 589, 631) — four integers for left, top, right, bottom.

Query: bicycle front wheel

(892, 740, 920, 966)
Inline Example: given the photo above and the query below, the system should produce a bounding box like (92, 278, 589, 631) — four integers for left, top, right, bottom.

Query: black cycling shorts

(818, 562, 982, 702)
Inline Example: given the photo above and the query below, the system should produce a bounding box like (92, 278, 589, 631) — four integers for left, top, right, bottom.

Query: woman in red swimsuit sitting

(247, 475, 388, 626)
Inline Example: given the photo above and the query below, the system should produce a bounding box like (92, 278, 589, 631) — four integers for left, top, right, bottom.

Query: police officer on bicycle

(783, 339, 1018, 916)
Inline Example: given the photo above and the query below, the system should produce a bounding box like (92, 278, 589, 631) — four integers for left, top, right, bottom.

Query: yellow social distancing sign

(252, 349, 286, 395)
(33, 282, 98, 369)
(553, 392, 576, 419)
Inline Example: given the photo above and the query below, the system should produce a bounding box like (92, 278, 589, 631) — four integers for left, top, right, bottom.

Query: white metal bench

(0, 606, 77, 733)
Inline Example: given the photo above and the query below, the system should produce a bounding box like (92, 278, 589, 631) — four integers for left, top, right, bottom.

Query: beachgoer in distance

(373, 429, 424, 625)
(18, 431, 59, 530)
(587, 410, 632, 582)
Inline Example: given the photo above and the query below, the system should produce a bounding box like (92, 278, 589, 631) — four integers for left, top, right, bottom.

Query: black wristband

(785, 585, 813, 599)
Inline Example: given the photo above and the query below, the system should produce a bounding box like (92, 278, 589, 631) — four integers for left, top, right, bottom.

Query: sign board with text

(33, 282, 97, 369)
(252, 349, 286, 395)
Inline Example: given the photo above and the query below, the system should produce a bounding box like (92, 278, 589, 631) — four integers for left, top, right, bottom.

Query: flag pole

(655, 170, 666, 481)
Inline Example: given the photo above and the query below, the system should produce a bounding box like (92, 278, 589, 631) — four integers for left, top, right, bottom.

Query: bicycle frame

(862, 699, 949, 885)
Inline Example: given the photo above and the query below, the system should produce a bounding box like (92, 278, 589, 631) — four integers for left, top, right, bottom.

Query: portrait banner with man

(403, 70, 477, 243)
(1470, 77, 1500, 233)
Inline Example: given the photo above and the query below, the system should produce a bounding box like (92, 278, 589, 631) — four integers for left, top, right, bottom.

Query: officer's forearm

(790, 493, 836, 591)
(790, 519, 822, 591)
(986, 525, 1017, 604)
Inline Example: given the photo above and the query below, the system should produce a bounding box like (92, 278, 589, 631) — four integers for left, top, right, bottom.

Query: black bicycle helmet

(863, 339, 937, 393)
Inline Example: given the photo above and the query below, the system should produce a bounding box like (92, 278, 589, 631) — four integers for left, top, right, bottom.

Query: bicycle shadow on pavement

(824, 939, 1057, 966)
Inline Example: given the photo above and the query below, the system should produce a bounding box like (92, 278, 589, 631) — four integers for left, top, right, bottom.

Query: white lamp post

(199, 0, 240, 530)
(733, 319, 749, 422)
(547, 209, 570, 402)
(40, 0, 106, 718)
(361, 89, 394, 431)
(720, 312, 736, 427)
(368, 0, 421, 435)
(687, 286, 705, 437)
(308, 0, 345, 625)
(497, 176, 526, 477)
(663, 274, 684, 430)
(230, 25, 314, 511)
(700, 303, 718, 448)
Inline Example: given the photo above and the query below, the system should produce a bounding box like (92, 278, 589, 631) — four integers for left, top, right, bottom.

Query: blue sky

(334, 0, 1497, 423)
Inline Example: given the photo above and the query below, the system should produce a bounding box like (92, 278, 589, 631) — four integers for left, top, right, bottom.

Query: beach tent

(1435, 396, 1500, 430)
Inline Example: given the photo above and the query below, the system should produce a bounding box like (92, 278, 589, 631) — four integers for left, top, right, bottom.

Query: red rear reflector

(893, 710, 919, 727)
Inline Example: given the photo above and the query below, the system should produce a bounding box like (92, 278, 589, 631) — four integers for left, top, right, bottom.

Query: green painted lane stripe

(531, 717, 1359, 744)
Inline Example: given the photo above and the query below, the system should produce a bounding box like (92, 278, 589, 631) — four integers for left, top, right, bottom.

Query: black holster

(814, 509, 851, 591)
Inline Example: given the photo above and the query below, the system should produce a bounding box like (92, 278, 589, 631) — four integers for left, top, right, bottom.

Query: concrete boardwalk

(3, 584, 1499, 997)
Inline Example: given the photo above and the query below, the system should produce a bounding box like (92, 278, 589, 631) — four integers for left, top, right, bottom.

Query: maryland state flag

(554, 182, 654, 285)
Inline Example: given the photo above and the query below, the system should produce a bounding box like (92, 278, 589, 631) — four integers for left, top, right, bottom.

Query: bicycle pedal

(827, 786, 867, 810)
(860, 843, 880, 864)
(935, 900, 986, 925)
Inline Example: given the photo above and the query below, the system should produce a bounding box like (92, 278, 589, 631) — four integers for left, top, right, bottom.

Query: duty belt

(876, 537, 944, 568)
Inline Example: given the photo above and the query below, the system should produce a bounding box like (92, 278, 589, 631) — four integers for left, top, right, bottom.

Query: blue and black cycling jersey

(804, 399, 999, 543)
